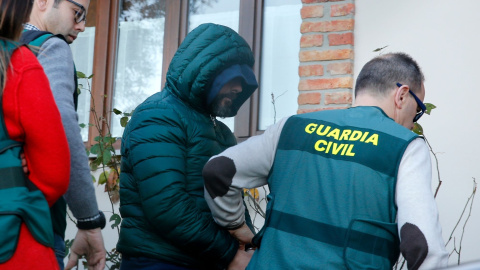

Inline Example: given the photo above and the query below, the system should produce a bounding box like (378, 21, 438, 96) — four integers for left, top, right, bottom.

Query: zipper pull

(210, 115, 216, 127)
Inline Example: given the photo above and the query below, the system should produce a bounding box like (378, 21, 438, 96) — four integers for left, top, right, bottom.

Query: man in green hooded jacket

(117, 23, 258, 270)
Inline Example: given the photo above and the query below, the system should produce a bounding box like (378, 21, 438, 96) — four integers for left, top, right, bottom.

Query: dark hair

(0, 0, 34, 92)
(53, 0, 63, 8)
(355, 52, 425, 97)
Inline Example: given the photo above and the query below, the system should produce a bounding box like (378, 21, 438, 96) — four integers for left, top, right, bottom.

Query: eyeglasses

(396, 83, 426, 122)
(65, 0, 87, 24)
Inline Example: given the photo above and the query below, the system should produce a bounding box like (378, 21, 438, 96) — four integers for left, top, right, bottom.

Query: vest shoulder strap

(20, 30, 68, 55)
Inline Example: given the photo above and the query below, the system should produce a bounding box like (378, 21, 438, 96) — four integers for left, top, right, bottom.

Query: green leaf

(94, 136, 101, 142)
(413, 123, 424, 135)
(98, 171, 108, 185)
(113, 108, 122, 115)
(425, 103, 437, 115)
(88, 74, 94, 79)
(110, 213, 122, 229)
(103, 149, 112, 165)
(90, 162, 98, 171)
(90, 144, 100, 155)
(88, 123, 94, 127)
(120, 117, 129, 127)
(91, 174, 96, 183)
(373, 45, 388, 52)
(79, 123, 86, 128)
(77, 71, 87, 79)
(64, 239, 74, 258)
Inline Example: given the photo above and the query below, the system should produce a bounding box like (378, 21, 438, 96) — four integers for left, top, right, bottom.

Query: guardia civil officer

(204, 52, 449, 270)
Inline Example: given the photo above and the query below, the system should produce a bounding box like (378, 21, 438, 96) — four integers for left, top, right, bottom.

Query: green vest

(0, 40, 54, 263)
(250, 106, 418, 270)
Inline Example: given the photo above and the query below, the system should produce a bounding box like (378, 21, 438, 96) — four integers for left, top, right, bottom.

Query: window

(111, 0, 167, 138)
(84, 0, 302, 146)
(258, 0, 301, 130)
(71, 0, 96, 141)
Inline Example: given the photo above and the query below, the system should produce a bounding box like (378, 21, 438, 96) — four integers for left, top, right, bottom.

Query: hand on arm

(20, 152, 28, 174)
(229, 223, 255, 247)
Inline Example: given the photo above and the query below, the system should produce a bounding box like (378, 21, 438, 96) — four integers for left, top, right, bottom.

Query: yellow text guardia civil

(305, 123, 379, 157)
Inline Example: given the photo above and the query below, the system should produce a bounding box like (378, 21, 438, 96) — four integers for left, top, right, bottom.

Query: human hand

(229, 223, 254, 246)
(20, 152, 28, 174)
(227, 248, 254, 270)
(65, 228, 106, 270)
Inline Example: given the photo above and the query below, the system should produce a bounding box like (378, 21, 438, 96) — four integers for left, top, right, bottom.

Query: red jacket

(0, 46, 70, 269)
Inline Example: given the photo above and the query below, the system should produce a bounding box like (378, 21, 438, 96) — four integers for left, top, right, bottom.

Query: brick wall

(298, 0, 355, 114)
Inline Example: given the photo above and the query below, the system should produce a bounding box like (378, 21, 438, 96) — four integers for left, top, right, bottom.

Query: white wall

(354, 1, 480, 265)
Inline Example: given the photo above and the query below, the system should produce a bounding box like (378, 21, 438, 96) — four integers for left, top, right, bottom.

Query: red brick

(331, 3, 355, 17)
(327, 62, 353, 75)
(301, 19, 354, 33)
(300, 49, 353, 62)
(298, 92, 321, 105)
(299, 65, 324, 77)
(298, 77, 353, 91)
(297, 106, 349, 114)
(329, 33, 354, 46)
(301, 0, 328, 3)
(300, 34, 324, 48)
(302, 0, 345, 3)
(325, 91, 353, 105)
(301, 5, 324, 19)
(298, 108, 323, 114)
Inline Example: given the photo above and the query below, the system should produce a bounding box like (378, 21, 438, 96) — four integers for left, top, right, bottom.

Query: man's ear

(36, 0, 49, 12)
(394, 84, 410, 109)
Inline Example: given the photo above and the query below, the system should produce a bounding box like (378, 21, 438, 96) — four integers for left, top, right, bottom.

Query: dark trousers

(120, 256, 200, 270)
(54, 233, 65, 270)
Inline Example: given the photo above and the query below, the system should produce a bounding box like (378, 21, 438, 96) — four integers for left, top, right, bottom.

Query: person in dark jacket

(117, 23, 258, 270)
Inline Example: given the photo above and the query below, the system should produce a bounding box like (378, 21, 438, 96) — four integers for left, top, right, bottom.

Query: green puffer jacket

(117, 23, 256, 269)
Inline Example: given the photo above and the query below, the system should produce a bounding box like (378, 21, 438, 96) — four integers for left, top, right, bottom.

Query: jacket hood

(164, 23, 255, 113)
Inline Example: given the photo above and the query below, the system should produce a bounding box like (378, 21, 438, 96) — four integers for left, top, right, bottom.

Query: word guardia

(305, 123, 379, 157)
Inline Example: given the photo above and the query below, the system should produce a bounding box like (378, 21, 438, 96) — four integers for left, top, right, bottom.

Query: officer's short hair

(355, 52, 425, 97)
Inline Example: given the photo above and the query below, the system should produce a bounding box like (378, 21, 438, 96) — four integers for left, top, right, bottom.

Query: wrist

(76, 211, 106, 230)
(227, 221, 246, 231)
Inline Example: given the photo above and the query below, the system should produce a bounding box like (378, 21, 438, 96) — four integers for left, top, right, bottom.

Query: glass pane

(111, 0, 166, 138)
(188, 0, 240, 131)
(258, 0, 301, 130)
(71, 0, 97, 141)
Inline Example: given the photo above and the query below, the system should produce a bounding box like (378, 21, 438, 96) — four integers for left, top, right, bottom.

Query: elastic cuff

(227, 221, 245, 231)
(76, 211, 106, 230)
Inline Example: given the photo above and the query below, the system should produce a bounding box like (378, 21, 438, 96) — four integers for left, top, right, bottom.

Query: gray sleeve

(396, 138, 448, 269)
(204, 117, 289, 229)
(39, 38, 99, 219)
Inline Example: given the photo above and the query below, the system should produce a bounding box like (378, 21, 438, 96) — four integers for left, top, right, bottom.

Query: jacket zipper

(210, 115, 216, 127)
